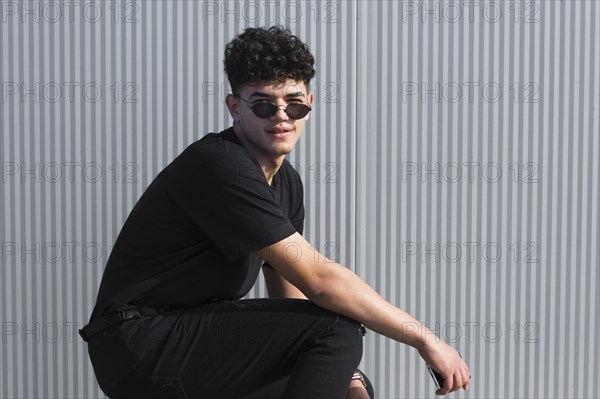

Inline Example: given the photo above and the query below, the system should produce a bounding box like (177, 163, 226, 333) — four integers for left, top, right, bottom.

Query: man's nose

(271, 104, 290, 121)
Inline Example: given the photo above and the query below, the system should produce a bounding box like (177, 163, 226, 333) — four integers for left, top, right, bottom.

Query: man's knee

(330, 316, 364, 363)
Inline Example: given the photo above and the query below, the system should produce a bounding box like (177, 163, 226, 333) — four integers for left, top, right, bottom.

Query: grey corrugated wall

(0, 1, 598, 398)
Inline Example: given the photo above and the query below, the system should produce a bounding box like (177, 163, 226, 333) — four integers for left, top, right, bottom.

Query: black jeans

(88, 299, 364, 399)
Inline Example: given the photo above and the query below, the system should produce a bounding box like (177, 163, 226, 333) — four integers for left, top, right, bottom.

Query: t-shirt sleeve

(182, 149, 297, 262)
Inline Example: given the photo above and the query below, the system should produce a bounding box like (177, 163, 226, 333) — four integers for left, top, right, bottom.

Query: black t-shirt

(89, 127, 304, 322)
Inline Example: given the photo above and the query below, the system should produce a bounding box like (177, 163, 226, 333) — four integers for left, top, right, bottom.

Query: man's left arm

(263, 264, 307, 299)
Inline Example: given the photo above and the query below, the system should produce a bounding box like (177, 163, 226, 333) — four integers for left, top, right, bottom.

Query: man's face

(227, 80, 314, 164)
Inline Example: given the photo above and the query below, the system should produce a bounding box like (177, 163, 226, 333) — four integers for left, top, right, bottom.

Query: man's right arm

(257, 232, 470, 395)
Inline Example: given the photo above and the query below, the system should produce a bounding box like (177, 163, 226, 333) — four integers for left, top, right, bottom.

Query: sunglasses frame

(237, 96, 312, 119)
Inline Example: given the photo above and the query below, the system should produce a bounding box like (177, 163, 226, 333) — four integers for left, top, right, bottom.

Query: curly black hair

(224, 26, 315, 95)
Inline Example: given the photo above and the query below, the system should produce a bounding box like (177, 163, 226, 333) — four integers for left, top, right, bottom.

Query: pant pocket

(109, 367, 188, 399)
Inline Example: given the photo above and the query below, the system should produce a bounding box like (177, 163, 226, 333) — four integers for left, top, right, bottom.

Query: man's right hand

(417, 340, 470, 395)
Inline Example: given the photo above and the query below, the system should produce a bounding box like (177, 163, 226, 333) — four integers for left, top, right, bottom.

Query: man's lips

(266, 128, 293, 138)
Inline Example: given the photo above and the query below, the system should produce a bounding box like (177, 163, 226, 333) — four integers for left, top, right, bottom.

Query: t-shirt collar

(221, 126, 279, 189)
(221, 126, 242, 146)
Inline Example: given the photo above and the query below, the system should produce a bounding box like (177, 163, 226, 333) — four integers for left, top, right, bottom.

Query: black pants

(88, 298, 365, 399)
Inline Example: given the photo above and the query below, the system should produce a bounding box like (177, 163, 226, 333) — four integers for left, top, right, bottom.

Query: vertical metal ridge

(542, 2, 555, 397)
(555, 1, 567, 395)
(586, 4, 599, 398)
(456, 2, 468, 396)
(532, 1, 545, 396)
(565, 3, 578, 397)
(182, 1, 189, 151)
(592, 4, 600, 397)
(525, 0, 537, 393)
(1, 3, 7, 397)
(383, 3, 395, 396)
(475, 9, 486, 398)
(374, 3, 383, 394)
(485, 6, 495, 397)
(74, 4, 82, 397)
(171, 1, 178, 161)
(18, 7, 25, 397)
(572, 3, 586, 397)
(7, 7, 17, 394)
(514, 0, 526, 395)
(31, 5, 41, 397)
(445, 0, 457, 377)
(494, 3, 507, 396)
(404, 2, 415, 394)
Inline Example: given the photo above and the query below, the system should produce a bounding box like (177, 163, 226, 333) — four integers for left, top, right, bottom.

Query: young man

(80, 26, 470, 399)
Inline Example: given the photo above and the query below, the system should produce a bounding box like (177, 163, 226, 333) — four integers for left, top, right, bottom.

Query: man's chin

(272, 144, 295, 156)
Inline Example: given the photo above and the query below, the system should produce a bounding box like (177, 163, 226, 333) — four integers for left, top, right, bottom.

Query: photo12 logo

(429, 321, 540, 344)
(400, 82, 540, 104)
(1, 241, 113, 264)
(399, 1, 540, 24)
(1, 162, 139, 184)
(2, 321, 81, 344)
(0, 1, 140, 24)
(201, 1, 340, 24)
(400, 162, 540, 184)
(1, 82, 140, 104)
(400, 241, 540, 264)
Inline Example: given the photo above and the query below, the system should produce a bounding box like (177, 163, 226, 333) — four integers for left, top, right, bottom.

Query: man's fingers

(460, 365, 470, 390)
(439, 366, 470, 395)
(427, 348, 471, 395)
(450, 371, 463, 393)
(437, 374, 454, 395)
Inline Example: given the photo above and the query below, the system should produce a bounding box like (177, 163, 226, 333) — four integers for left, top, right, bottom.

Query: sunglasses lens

(249, 102, 311, 119)
(251, 103, 278, 118)
(286, 104, 311, 119)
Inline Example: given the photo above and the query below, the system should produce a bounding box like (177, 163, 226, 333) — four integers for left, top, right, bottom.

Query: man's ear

(306, 92, 315, 120)
(226, 94, 241, 122)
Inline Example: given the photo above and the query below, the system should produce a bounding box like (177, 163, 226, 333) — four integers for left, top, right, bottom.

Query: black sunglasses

(238, 96, 312, 119)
